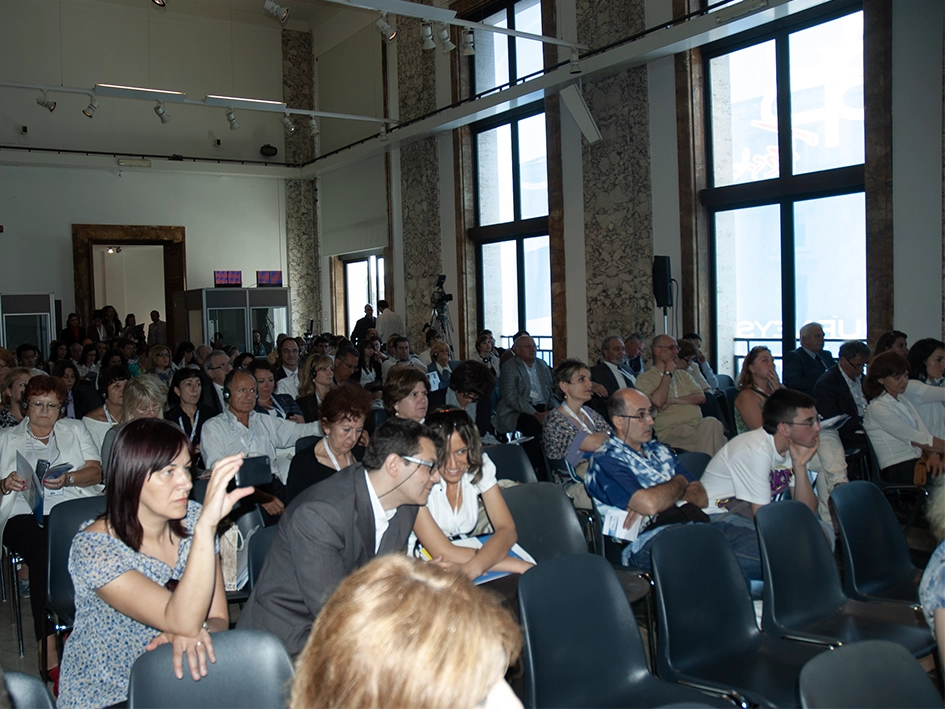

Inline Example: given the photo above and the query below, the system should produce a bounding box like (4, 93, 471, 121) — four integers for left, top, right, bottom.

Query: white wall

(0, 165, 287, 315)
(91, 244, 165, 324)
(891, 0, 944, 339)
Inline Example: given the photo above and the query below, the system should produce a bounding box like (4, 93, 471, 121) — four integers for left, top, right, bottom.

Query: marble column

(577, 0, 654, 362)
(282, 29, 320, 335)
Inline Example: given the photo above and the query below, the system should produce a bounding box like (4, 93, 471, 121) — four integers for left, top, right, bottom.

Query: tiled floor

(0, 586, 45, 679)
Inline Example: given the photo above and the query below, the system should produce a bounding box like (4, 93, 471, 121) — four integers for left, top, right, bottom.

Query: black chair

(501, 483, 587, 562)
(755, 501, 935, 658)
(723, 387, 739, 431)
(226, 504, 265, 606)
(517, 554, 732, 709)
(798, 639, 943, 708)
(127, 629, 294, 708)
(3, 547, 26, 657)
(294, 435, 320, 455)
(676, 451, 712, 480)
(245, 525, 277, 594)
(830, 481, 921, 603)
(864, 433, 929, 533)
(716, 374, 736, 390)
(651, 524, 828, 708)
(486, 444, 538, 484)
(4, 670, 56, 709)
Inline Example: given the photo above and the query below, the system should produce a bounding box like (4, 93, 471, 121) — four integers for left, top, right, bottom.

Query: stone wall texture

(577, 0, 654, 362)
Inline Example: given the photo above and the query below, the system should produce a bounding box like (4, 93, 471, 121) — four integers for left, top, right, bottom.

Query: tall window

(343, 253, 384, 338)
(468, 0, 551, 359)
(705, 4, 865, 376)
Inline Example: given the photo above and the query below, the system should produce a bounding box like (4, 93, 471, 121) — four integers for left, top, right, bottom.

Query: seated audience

(100, 348, 126, 371)
(201, 350, 231, 414)
(676, 339, 712, 392)
(46, 340, 69, 374)
(237, 418, 441, 657)
(249, 360, 304, 422)
(863, 352, 944, 484)
(286, 385, 373, 504)
(1, 367, 32, 428)
(145, 345, 175, 387)
(635, 335, 725, 456)
(332, 345, 359, 386)
(417, 328, 441, 366)
(543, 359, 612, 471)
(428, 360, 495, 439)
(355, 338, 384, 386)
(681, 332, 720, 391)
(69, 341, 84, 365)
(53, 360, 95, 420)
(426, 342, 453, 390)
(165, 368, 215, 462)
(590, 336, 637, 405)
(117, 337, 141, 376)
(273, 337, 302, 398)
(384, 366, 431, 423)
(83, 365, 132, 454)
(873, 329, 909, 359)
(812, 339, 871, 449)
(233, 351, 255, 370)
(904, 338, 945, 440)
(584, 388, 760, 581)
(76, 344, 99, 382)
(292, 555, 522, 709)
(624, 333, 646, 377)
(101, 375, 167, 475)
(919, 479, 945, 670)
(17, 343, 45, 376)
(175, 341, 196, 370)
(59, 313, 86, 345)
(412, 408, 533, 579)
(734, 346, 781, 435)
(0, 347, 16, 383)
(783, 322, 835, 395)
(382, 336, 425, 381)
(295, 354, 335, 423)
(58, 420, 248, 709)
(475, 331, 501, 382)
(0, 375, 103, 677)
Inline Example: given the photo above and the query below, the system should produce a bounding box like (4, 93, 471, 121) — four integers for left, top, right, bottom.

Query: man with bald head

(635, 335, 726, 456)
(783, 322, 836, 395)
(585, 388, 760, 579)
(493, 335, 554, 478)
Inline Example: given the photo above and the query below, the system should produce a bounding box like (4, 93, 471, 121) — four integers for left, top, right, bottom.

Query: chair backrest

(717, 373, 736, 390)
(755, 501, 848, 635)
(372, 407, 388, 432)
(245, 525, 277, 593)
(4, 670, 56, 709)
(676, 451, 712, 480)
(798, 639, 943, 708)
(127, 629, 294, 709)
(650, 524, 762, 678)
(294, 435, 320, 455)
(485, 444, 538, 484)
(501, 483, 588, 562)
(47, 496, 108, 625)
(830, 481, 919, 601)
(518, 554, 651, 708)
(723, 387, 739, 428)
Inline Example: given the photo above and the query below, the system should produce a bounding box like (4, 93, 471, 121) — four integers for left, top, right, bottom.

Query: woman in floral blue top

(919, 479, 945, 670)
(58, 418, 252, 709)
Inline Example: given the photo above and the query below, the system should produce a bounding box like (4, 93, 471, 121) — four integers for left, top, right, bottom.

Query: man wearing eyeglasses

(237, 418, 441, 657)
(584, 388, 761, 581)
(700, 388, 820, 522)
(202, 350, 232, 414)
(635, 334, 726, 456)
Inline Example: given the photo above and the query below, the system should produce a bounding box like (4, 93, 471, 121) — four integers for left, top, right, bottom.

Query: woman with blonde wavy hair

(291, 554, 522, 709)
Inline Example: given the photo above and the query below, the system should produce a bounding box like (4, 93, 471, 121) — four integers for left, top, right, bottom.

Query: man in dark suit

(236, 418, 441, 656)
(783, 322, 836, 395)
(590, 335, 636, 419)
(350, 304, 375, 345)
(812, 340, 871, 449)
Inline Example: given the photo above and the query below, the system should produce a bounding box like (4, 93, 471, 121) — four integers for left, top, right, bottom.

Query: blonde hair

(298, 354, 333, 398)
(291, 555, 521, 709)
(119, 374, 167, 423)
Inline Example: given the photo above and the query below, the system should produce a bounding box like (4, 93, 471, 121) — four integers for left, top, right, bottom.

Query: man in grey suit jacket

(236, 418, 441, 656)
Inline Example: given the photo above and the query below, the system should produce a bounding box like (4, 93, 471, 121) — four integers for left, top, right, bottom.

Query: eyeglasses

(155, 352, 170, 358)
(208, 363, 231, 371)
(459, 392, 480, 402)
(29, 401, 60, 411)
(402, 455, 436, 470)
(783, 414, 823, 428)
(614, 408, 657, 422)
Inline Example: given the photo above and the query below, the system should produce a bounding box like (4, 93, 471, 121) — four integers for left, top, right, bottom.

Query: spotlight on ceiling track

(151, 0, 166, 7)
(226, 109, 240, 131)
(420, 22, 436, 50)
(461, 28, 475, 56)
(35, 90, 56, 112)
(106, 246, 122, 254)
(378, 124, 388, 142)
(569, 47, 582, 75)
(154, 101, 170, 124)
(375, 13, 397, 42)
(282, 113, 296, 134)
(82, 95, 98, 118)
(435, 23, 455, 53)
(308, 117, 319, 136)
(263, 0, 289, 23)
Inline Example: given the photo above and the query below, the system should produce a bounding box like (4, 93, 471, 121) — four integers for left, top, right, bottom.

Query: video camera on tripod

(432, 274, 453, 314)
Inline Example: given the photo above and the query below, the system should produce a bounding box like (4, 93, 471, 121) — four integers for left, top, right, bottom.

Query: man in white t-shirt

(701, 388, 820, 519)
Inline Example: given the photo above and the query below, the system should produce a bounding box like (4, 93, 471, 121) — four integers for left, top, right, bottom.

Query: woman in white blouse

(904, 338, 945, 440)
(863, 351, 945, 484)
(412, 407, 533, 580)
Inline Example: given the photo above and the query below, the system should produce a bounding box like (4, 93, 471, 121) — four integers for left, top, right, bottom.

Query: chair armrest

(675, 679, 751, 708)
(776, 631, 842, 649)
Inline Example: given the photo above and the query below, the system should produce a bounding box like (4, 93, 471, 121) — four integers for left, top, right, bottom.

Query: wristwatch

(68, 473, 75, 487)
(662, 370, 673, 377)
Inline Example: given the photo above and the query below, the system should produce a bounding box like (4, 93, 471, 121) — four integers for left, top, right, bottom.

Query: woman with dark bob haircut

(863, 351, 945, 484)
(903, 338, 945, 441)
(384, 366, 431, 422)
(58, 419, 251, 709)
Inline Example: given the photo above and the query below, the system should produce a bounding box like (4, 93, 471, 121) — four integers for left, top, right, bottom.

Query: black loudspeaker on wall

(653, 255, 673, 309)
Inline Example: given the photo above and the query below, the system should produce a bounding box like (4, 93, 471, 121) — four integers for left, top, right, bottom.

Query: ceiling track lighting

(106, 246, 122, 254)
(375, 12, 397, 43)
(151, 0, 166, 6)
(263, 0, 290, 24)
(460, 28, 475, 56)
(435, 22, 455, 53)
(225, 108, 240, 131)
(82, 95, 98, 118)
(378, 124, 389, 142)
(569, 47, 582, 75)
(154, 101, 170, 124)
(282, 113, 296, 133)
(35, 90, 56, 112)
(420, 21, 436, 50)
(308, 117, 319, 136)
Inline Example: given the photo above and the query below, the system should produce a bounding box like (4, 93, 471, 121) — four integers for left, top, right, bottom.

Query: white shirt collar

(365, 470, 396, 554)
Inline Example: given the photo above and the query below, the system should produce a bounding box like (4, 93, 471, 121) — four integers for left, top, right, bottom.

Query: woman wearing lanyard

(165, 369, 215, 467)
(248, 360, 304, 422)
(285, 385, 373, 504)
(83, 365, 131, 456)
(543, 359, 613, 472)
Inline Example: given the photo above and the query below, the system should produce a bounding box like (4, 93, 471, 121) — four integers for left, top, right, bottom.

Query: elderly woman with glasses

(146, 345, 175, 387)
(0, 375, 103, 676)
(412, 407, 533, 581)
(100, 375, 168, 477)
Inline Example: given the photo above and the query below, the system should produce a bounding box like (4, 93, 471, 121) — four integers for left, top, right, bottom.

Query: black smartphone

(234, 455, 272, 488)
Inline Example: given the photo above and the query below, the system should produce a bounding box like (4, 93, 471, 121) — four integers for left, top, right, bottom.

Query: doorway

(91, 244, 166, 338)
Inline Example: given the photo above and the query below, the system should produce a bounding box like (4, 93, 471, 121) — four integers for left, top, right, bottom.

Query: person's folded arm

(627, 475, 689, 517)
